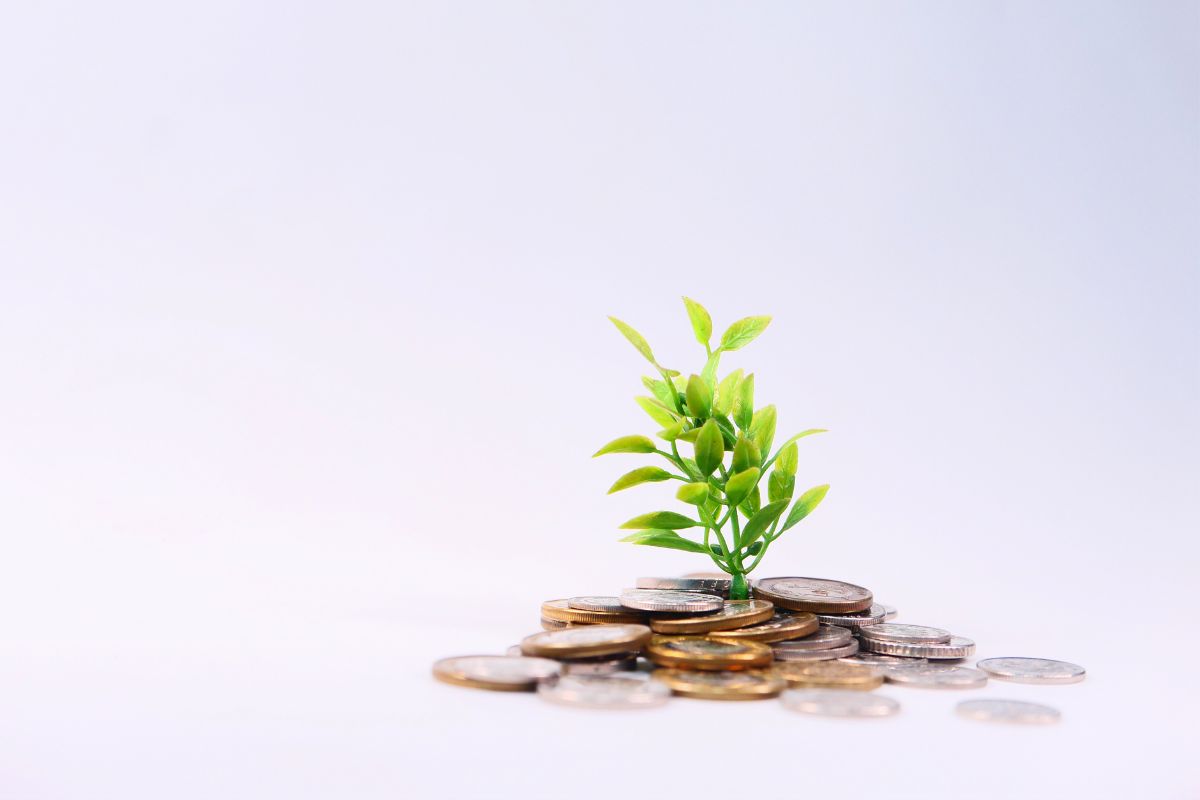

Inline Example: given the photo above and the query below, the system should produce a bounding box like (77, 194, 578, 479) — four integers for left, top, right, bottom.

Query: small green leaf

(635, 396, 678, 428)
(731, 435, 761, 474)
(701, 351, 720, 393)
(734, 373, 755, 431)
(642, 376, 677, 409)
(608, 316, 658, 366)
(693, 419, 724, 476)
(724, 467, 761, 507)
(767, 470, 795, 503)
(608, 466, 674, 494)
(776, 442, 799, 477)
(593, 435, 657, 456)
(620, 511, 700, 530)
(683, 296, 712, 346)
(772, 429, 828, 461)
(620, 529, 709, 554)
(713, 415, 738, 449)
(677, 427, 700, 443)
(714, 369, 743, 416)
(685, 374, 712, 419)
(709, 543, 725, 556)
(780, 484, 829, 533)
(671, 375, 688, 392)
(719, 315, 772, 351)
(740, 485, 761, 516)
(657, 421, 686, 442)
(679, 458, 701, 480)
(746, 540, 764, 556)
(749, 405, 777, 457)
(676, 481, 710, 505)
(740, 500, 789, 547)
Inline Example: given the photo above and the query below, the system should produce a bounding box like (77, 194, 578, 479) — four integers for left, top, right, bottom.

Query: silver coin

(884, 664, 988, 689)
(881, 604, 898, 620)
(540, 616, 574, 630)
(636, 576, 732, 598)
(773, 640, 859, 661)
(782, 688, 900, 718)
(567, 596, 627, 612)
(538, 673, 670, 709)
(619, 589, 723, 613)
(956, 698, 1061, 724)
(976, 657, 1086, 685)
(860, 635, 975, 660)
(841, 652, 927, 666)
(432, 655, 562, 690)
(773, 624, 853, 651)
(858, 623, 952, 644)
(816, 604, 886, 629)
(559, 655, 639, 675)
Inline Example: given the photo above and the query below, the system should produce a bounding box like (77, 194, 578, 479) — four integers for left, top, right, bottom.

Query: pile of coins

(432, 574, 1086, 722)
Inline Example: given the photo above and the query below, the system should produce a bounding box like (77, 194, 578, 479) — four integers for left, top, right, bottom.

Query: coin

(842, 652, 927, 666)
(706, 611, 818, 643)
(883, 664, 988, 689)
(859, 623, 952, 644)
(537, 673, 670, 709)
(753, 577, 874, 613)
(881, 604, 898, 620)
(432, 655, 561, 691)
(976, 657, 1086, 685)
(860, 635, 975, 660)
(541, 617, 573, 630)
(653, 668, 785, 700)
(681, 571, 728, 579)
(541, 599, 645, 625)
(649, 600, 774, 634)
(773, 639, 859, 661)
(567, 596, 629, 613)
(772, 624, 853, 650)
(815, 603, 887, 629)
(773, 660, 884, 690)
(560, 655, 640, 675)
(782, 688, 900, 717)
(956, 699, 1061, 724)
(646, 635, 773, 670)
(521, 624, 652, 659)
(619, 589, 723, 613)
(637, 576, 732, 598)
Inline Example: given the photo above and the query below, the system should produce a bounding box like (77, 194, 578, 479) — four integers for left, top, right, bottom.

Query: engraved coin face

(542, 599, 645, 624)
(649, 600, 774, 634)
(773, 639, 859, 661)
(859, 623, 952, 644)
(521, 624, 652, 659)
(636, 576, 732, 598)
(956, 699, 1061, 724)
(774, 660, 884, 690)
(772, 624, 853, 651)
(883, 664, 988, 689)
(754, 577, 874, 613)
(860, 635, 975, 660)
(976, 657, 1086, 685)
(537, 673, 670, 709)
(782, 688, 901, 717)
(432, 655, 561, 691)
(619, 589, 723, 613)
(707, 611, 818, 643)
(647, 635, 773, 669)
(661, 638, 744, 656)
(653, 668, 785, 700)
(815, 603, 887, 629)
(568, 596, 628, 612)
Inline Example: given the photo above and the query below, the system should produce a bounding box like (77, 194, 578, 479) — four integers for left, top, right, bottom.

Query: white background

(1, 2, 1197, 798)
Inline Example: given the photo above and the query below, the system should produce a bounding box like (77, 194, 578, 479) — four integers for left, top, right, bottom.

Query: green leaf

(713, 415, 738, 449)
(714, 369, 743, 416)
(608, 466, 674, 494)
(676, 481, 710, 505)
(701, 352, 720, 393)
(635, 396, 678, 428)
(771, 429, 828, 461)
(685, 374, 712, 419)
(642, 376, 677, 409)
(593, 435, 657, 456)
(740, 485, 761, 516)
(731, 435, 761, 474)
(682, 297, 712, 346)
(719, 316, 772, 351)
(767, 470, 795, 503)
(671, 375, 688, 392)
(780, 484, 829, 533)
(679, 458, 701, 480)
(656, 421, 686, 442)
(709, 543, 725, 556)
(749, 405, 777, 457)
(620, 511, 699, 530)
(693, 419, 724, 476)
(724, 467, 761, 507)
(746, 540, 764, 556)
(734, 373, 755, 430)
(740, 500, 789, 547)
(619, 529, 709, 554)
(608, 316, 658, 366)
(677, 427, 700, 443)
(776, 442, 799, 477)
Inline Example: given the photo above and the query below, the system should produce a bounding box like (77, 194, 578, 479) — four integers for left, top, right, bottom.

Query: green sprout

(594, 298, 830, 601)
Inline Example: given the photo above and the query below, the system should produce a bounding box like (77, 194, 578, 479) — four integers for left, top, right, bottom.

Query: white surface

(1, 2, 1198, 798)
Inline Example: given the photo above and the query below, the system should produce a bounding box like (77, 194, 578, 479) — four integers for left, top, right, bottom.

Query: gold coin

(649, 600, 774, 634)
(773, 659, 884, 690)
(432, 655, 561, 691)
(521, 624, 652, 659)
(541, 617, 577, 631)
(540, 599, 645, 625)
(706, 611, 819, 643)
(652, 668, 785, 700)
(645, 635, 773, 670)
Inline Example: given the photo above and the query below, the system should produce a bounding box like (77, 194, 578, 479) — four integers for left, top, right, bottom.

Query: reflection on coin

(567, 596, 628, 613)
(707, 611, 818, 643)
(842, 652, 927, 667)
(884, 664, 988, 689)
(647, 635, 773, 670)
(772, 624, 853, 650)
(542, 599, 645, 625)
(860, 635, 975, 660)
(753, 577, 874, 613)
(859, 623, 952, 644)
(619, 589, 723, 613)
(782, 688, 900, 717)
(650, 600, 774, 634)
(521, 624, 652, 659)
(773, 640, 859, 662)
(881, 605, 898, 620)
(815, 604, 886, 629)
(653, 668, 785, 700)
(956, 699, 1061, 724)
(537, 673, 670, 709)
(637, 576, 732, 598)
(774, 660, 884, 690)
(976, 657, 1086, 685)
(559, 654, 639, 675)
(432, 655, 561, 691)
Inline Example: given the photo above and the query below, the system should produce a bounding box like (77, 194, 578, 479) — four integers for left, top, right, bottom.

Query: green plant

(594, 298, 830, 600)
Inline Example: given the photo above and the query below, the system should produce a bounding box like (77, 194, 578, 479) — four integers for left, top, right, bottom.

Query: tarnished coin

(541, 599, 645, 625)
(977, 657, 1086, 685)
(653, 668, 785, 700)
(567, 596, 628, 613)
(559, 654, 639, 675)
(646, 635, 773, 670)
(707, 611, 818, 643)
(773, 639, 859, 661)
(816, 603, 887, 629)
(636, 576, 732, 598)
(650, 600, 774, 634)
(782, 688, 900, 717)
(842, 652, 927, 667)
(881, 604, 898, 620)
(521, 624, 652, 659)
(774, 660, 884, 690)
(956, 698, 1061, 724)
(859, 623, 952, 644)
(860, 635, 975, 660)
(753, 577, 874, 613)
(619, 589, 723, 613)
(773, 624, 853, 650)
(432, 655, 561, 691)
(884, 664, 988, 689)
(537, 673, 670, 709)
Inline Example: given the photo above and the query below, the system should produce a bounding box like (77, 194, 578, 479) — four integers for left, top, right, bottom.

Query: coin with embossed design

(976, 657, 1086, 684)
(815, 604, 887, 629)
(706, 611, 818, 643)
(773, 624, 853, 650)
(636, 576, 732, 598)
(653, 668, 785, 700)
(883, 664, 988, 689)
(567, 596, 629, 613)
(773, 660, 884, 690)
(782, 688, 900, 717)
(842, 652, 927, 667)
(432, 655, 561, 691)
(649, 600, 774, 634)
(859, 623, 952, 644)
(646, 635, 773, 670)
(773, 639, 859, 661)
(860, 635, 975, 660)
(619, 589, 723, 613)
(521, 624, 652, 659)
(956, 699, 1060, 724)
(537, 673, 670, 709)
(541, 599, 644, 625)
(753, 577, 873, 613)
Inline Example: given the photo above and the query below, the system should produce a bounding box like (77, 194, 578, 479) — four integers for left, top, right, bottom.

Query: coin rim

(706, 611, 819, 643)
(752, 576, 874, 613)
(646, 635, 774, 670)
(432, 655, 561, 692)
(652, 668, 785, 700)
(520, 624, 653, 659)
(649, 600, 775, 634)
(975, 657, 1087, 685)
